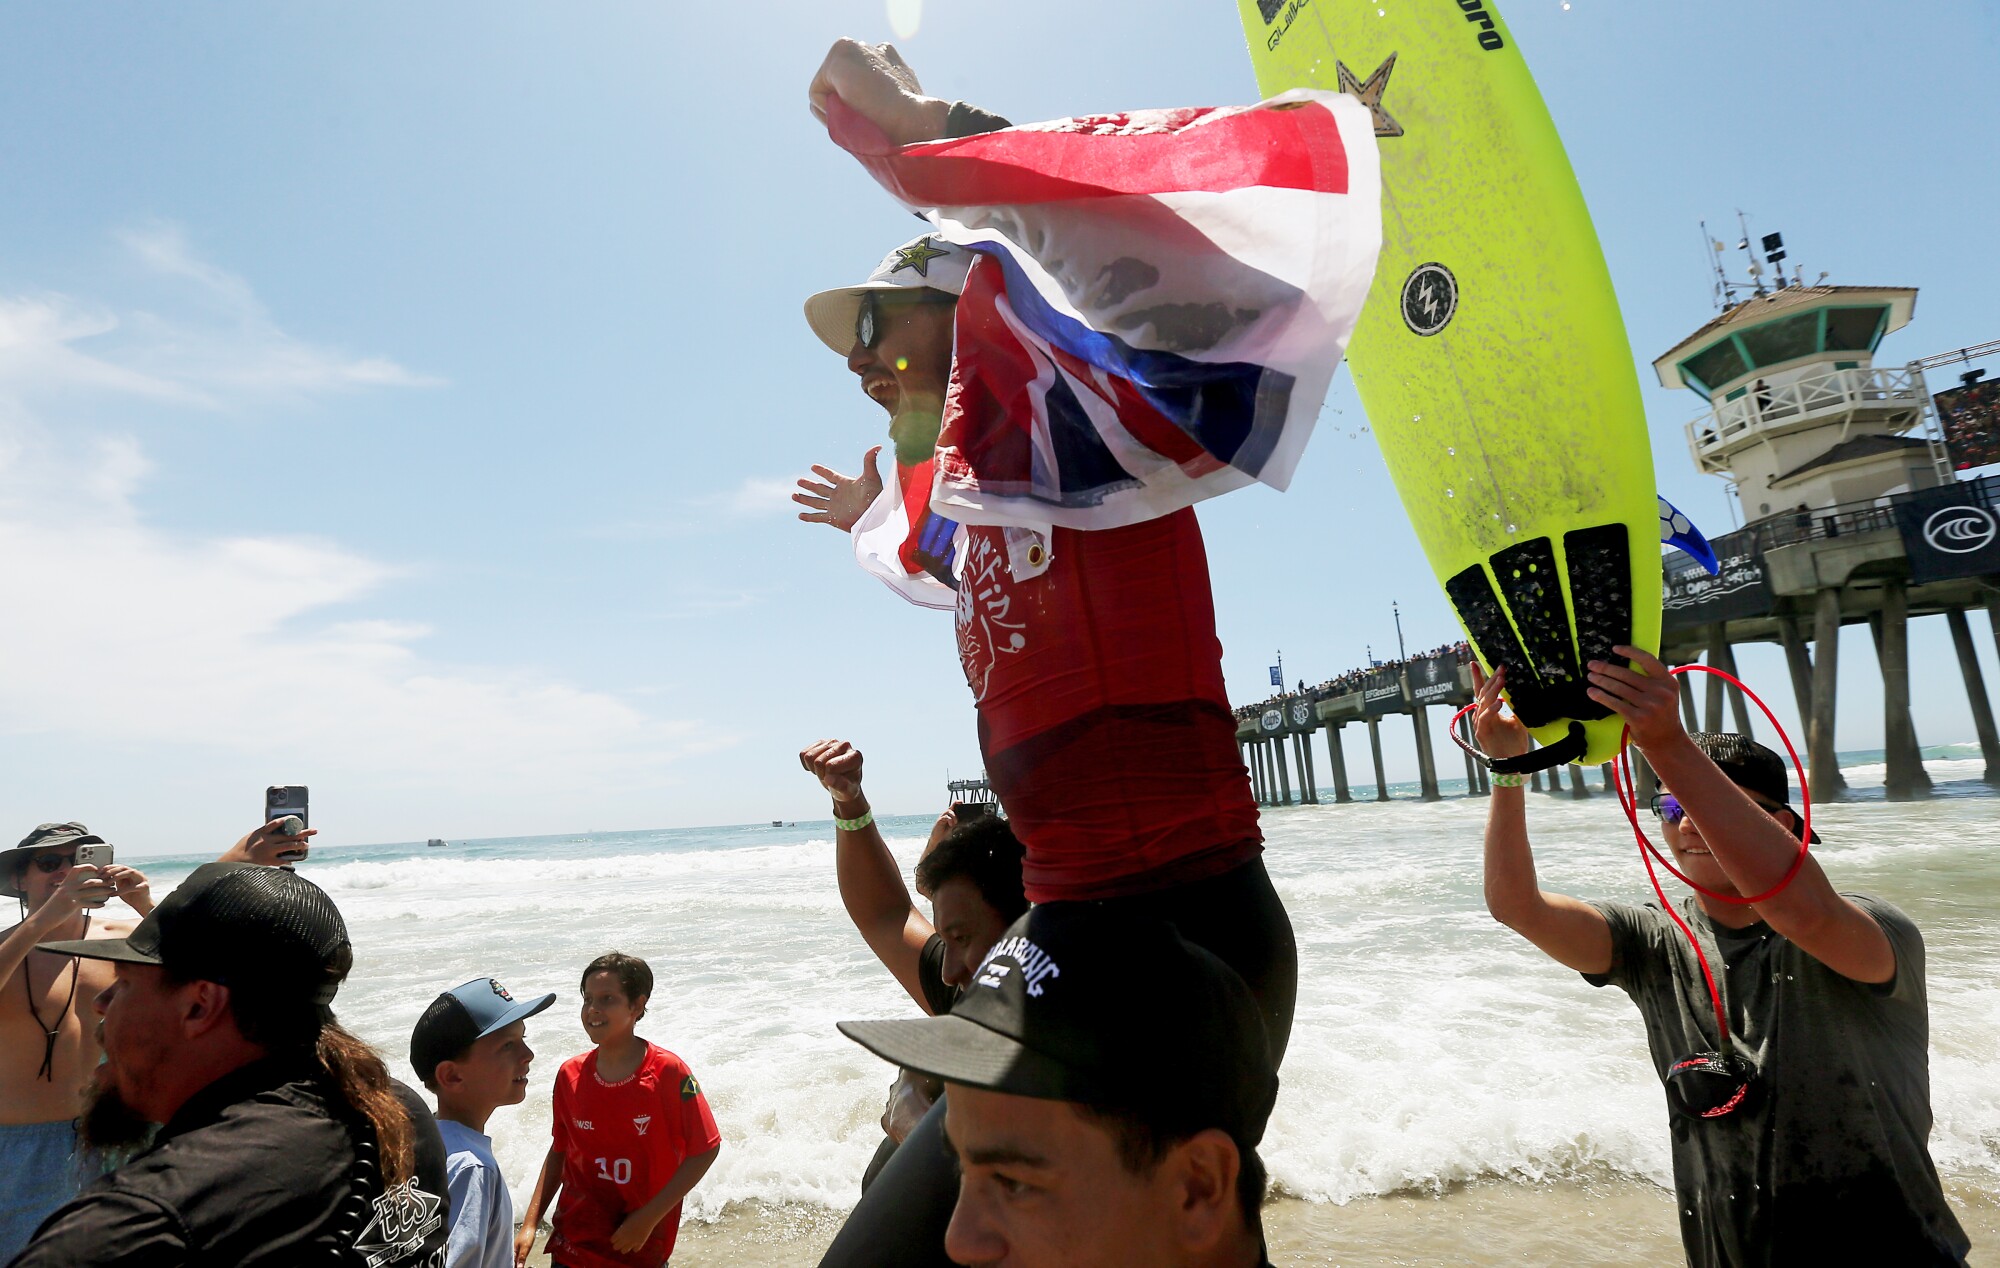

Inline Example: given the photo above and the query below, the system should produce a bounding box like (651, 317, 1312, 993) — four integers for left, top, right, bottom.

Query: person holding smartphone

(0, 822, 153, 1261)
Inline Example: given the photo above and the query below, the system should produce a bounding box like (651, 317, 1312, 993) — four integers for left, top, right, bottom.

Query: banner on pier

(1662, 529, 1773, 631)
(1408, 655, 1464, 706)
(1894, 479, 2000, 583)
(1362, 668, 1405, 716)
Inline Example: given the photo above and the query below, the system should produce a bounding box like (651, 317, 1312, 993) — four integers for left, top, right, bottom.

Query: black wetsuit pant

(818, 856, 1297, 1267)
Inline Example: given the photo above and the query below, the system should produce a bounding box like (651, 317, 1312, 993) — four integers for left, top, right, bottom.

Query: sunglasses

(855, 290, 956, 350)
(31, 851, 77, 874)
(1649, 793, 1807, 840)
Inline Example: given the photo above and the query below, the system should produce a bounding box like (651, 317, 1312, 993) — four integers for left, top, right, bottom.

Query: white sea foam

(130, 775, 2000, 1221)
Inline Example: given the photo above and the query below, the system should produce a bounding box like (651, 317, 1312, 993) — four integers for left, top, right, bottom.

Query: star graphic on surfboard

(1336, 54, 1405, 139)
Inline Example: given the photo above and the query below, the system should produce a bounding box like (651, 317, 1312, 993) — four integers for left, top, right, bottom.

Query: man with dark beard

(9, 862, 450, 1268)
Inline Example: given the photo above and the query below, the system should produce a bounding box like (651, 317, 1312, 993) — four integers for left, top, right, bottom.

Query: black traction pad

(1444, 523, 1631, 730)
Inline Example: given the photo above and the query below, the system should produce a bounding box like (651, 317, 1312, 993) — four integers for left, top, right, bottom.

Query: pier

(1236, 278, 2000, 809)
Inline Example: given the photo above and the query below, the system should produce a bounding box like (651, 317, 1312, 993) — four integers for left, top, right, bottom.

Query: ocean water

(119, 746, 2000, 1230)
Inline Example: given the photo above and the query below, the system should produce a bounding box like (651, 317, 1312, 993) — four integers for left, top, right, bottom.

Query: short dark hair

(914, 815, 1027, 922)
(1071, 1101, 1267, 1235)
(581, 951, 652, 1004)
(411, 993, 473, 1091)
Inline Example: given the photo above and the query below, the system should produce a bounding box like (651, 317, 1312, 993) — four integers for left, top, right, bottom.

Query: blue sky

(1, 0, 1995, 854)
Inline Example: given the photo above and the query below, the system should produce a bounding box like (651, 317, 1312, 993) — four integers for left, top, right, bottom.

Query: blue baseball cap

(410, 977, 555, 1084)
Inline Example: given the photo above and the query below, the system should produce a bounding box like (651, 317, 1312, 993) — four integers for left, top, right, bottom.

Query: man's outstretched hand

(808, 39, 950, 146)
(794, 446, 883, 532)
(1469, 662, 1532, 762)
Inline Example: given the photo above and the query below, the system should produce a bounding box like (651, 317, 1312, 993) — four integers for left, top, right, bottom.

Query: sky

(1, 1, 1995, 855)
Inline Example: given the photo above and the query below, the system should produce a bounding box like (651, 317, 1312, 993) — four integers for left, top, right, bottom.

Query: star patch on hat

(890, 236, 952, 277)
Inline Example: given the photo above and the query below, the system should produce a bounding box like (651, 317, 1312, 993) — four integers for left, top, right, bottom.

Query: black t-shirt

(1585, 894, 1968, 1267)
(13, 1056, 450, 1268)
(916, 932, 957, 1017)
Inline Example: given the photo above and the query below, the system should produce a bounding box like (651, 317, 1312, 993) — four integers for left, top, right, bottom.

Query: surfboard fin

(1659, 495, 1719, 576)
(1444, 523, 1632, 733)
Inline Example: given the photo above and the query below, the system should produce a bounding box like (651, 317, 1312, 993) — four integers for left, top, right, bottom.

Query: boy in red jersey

(515, 953, 721, 1268)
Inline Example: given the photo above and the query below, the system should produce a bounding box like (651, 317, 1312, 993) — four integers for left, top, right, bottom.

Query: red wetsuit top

(955, 508, 1261, 902)
(547, 1043, 721, 1268)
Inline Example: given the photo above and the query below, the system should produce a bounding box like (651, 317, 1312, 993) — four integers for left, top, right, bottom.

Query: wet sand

(523, 1174, 1998, 1265)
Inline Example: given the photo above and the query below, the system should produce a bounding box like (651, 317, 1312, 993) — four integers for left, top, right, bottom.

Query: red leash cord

(1454, 665, 1814, 1049)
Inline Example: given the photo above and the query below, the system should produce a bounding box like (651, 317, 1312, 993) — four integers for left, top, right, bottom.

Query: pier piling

(1325, 725, 1354, 803)
(1366, 717, 1389, 802)
(1410, 705, 1441, 802)
(1874, 581, 1932, 801)
(1809, 587, 1847, 803)
(1777, 615, 1815, 724)
(1273, 736, 1295, 806)
(1946, 607, 2000, 784)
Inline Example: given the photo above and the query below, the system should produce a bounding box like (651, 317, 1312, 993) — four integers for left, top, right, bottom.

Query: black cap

(411, 977, 557, 1085)
(839, 905, 1278, 1147)
(39, 862, 352, 1009)
(1689, 732, 1821, 842)
(2, 823, 108, 900)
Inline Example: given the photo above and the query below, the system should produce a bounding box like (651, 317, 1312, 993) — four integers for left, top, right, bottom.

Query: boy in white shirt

(411, 977, 555, 1268)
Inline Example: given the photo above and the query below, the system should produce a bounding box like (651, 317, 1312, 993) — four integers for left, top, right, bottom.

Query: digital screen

(1935, 377, 2000, 471)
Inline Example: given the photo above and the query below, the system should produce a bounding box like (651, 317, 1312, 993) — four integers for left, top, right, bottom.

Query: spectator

(798, 739, 1029, 1191)
(0, 822, 154, 1261)
(516, 953, 722, 1268)
(839, 904, 1280, 1267)
(411, 976, 556, 1268)
(11, 862, 450, 1267)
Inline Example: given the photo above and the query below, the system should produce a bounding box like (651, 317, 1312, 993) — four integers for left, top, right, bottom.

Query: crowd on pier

(1233, 641, 1474, 723)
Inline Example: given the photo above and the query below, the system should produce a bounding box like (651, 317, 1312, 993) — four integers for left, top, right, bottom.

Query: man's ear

(433, 1059, 463, 1093)
(180, 980, 236, 1039)
(1168, 1128, 1243, 1252)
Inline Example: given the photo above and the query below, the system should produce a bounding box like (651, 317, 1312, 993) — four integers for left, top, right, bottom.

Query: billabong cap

(39, 862, 352, 1009)
(410, 977, 557, 1085)
(803, 233, 972, 355)
(1688, 732, 1821, 842)
(3, 822, 108, 900)
(839, 905, 1279, 1147)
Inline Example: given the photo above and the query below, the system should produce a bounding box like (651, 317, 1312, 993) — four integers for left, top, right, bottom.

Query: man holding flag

(793, 38, 1381, 1263)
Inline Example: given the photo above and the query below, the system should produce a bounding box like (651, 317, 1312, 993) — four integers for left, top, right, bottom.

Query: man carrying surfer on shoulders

(0, 822, 154, 1262)
(791, 35, 1387, 1265)
(1473, 646, 1968, 1266)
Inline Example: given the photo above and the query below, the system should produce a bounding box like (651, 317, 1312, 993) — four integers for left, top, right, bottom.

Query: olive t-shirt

(1584, 893, 1967, 1266)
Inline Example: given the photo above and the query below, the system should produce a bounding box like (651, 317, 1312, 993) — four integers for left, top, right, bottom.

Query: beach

(123, 746, 2000, 1262)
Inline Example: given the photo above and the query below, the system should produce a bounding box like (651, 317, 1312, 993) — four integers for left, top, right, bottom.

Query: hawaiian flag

(830, 90, 1381, 539)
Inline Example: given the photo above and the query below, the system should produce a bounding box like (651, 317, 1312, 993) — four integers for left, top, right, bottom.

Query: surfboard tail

(1446, 522, 1635, 747)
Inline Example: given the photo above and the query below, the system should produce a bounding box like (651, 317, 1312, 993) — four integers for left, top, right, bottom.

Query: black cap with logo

(39, 862, 353, 1010)
(1689, 732, 1821, 843)
(839, 904, 1279, 1147)
(2, 822, 109, 900)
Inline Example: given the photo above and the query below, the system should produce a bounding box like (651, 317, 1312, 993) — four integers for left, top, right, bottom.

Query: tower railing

(1684, 365, 1928, 472)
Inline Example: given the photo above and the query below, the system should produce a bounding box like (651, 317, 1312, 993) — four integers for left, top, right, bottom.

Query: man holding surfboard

(1472, 648, 1968, 1266)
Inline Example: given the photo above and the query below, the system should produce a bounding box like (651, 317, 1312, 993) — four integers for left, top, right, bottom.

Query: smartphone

(265, 786, 311, 865)
(73, 843, 114, 908)
(950, 801, 994, 823)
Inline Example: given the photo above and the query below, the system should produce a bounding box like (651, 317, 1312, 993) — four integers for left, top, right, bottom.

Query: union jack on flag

(831, 89, 1382, 544)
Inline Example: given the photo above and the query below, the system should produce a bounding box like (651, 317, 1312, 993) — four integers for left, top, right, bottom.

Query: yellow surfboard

(1237, 0, 1660, 767)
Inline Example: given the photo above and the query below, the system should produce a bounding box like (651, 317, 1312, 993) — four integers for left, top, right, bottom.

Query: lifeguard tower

(1656, 282, 1945, 520)
(1650, 231, 2000, 804)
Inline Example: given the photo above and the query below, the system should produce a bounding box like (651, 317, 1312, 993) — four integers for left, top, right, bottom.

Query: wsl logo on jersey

(632, 1114, 652, 1136)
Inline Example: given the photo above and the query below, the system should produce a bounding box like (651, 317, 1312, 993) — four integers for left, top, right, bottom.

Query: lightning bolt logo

(1399, 262, 1459, 337)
